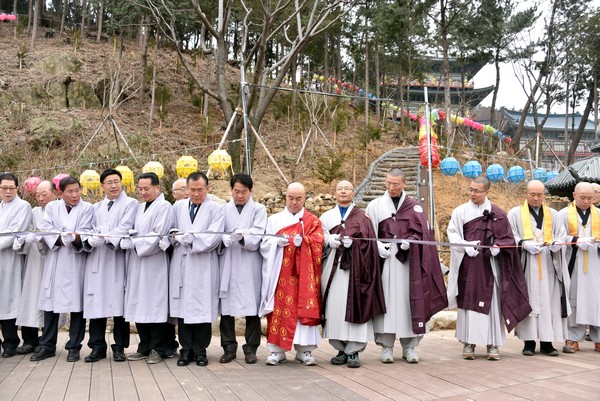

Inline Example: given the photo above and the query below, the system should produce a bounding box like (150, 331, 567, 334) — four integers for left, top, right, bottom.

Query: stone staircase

(354, 146, 421, 208)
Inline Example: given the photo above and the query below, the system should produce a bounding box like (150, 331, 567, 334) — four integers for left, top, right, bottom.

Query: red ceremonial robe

(378, 197, 448, 334)
(266, 211, 324, 350)
(325, 207, 386, 325)
(458, 204, 532, 332)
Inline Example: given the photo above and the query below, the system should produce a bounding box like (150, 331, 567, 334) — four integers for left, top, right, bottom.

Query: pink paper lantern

(22, 176, 42, 194)
(52, 173, 70, 190)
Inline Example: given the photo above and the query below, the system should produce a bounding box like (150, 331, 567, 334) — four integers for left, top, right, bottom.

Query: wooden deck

(1, 330, 598, 401)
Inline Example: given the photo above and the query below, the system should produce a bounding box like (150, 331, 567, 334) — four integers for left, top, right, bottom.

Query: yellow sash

(521, 201, 553, 280)
(568, 202, 600, 273)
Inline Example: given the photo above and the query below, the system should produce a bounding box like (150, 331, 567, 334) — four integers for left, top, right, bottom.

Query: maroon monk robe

(458, 205, 532, 332)
(325, 207, 386, 325)
(378, 197, 448, 335)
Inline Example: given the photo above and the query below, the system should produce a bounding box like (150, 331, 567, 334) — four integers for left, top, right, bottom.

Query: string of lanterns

(439, 157, 559, 184)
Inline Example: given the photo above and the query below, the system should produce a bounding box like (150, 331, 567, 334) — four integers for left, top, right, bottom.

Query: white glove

(377, 241, 391, 258)
(465, 246, 479, 257)
(577, 237, 595, 251)
(230, 231, 243, 243)
(159, 237, 170, 251)
(523, 240, 543, 254)
(549, 242, 562, 253)
(399, 240, 410, 251)
(178, 232, 194, 246)
(328, 234, 341, 249)
(293, 235, 302, 247)
(490, 245, 500, 256)
(88, 235, 104, 248)
(25, 233, 38, 244)
(12, 237, 25, 251)
(120, 237, 134, 250)
(341, 236, 352, 248)
(61, 232, 76, 245)
(222, 234, 233, 248)
(276, 236, 289, 247)
(128, 229, 137, 236)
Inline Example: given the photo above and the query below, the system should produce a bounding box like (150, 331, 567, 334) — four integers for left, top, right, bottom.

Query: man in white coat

(0, 173, 32, 358)
(14, 181, 57, 355)
(218, 173, 267, 365)
(558, 182, 600, 353)
(30, 176, 94, 362)
(507, 180, 568, 356)
(170, 172, 224, 367)
(83, 169, 138, 362)
(172, 178, 188, 201)
(123, 172, 174, 365)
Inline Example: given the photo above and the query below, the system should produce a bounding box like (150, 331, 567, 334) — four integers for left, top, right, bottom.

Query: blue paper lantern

(486, 164, 505, 182)
(462, 160, 482, 178)
(533, 168, 548, 182)
(546, 170, 559, 182)
(440, 157, 461, 176)
(508, 166, 526, 183)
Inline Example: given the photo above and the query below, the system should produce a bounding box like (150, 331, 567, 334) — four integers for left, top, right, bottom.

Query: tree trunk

(364, 15, 369, 125)
(60, 0, 67, 36)
(80, 0, 87, 38)
(30, 0, 41, 49)
(12, 0, 18, 39)
(489, 46, 501, 126)
(96, 0, 104, 43)
(375, 37, 380, 122)
(566, 86, 594, 165)
(440, 0, 453, 150)
(139, 16, 149, 103)
(27, 0, 32, 35)
(324, 31, 329, 78)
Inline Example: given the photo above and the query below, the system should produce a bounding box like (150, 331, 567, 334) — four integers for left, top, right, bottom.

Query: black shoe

(244, 352, 257, 364)
(1, 349, 16, 358)
(522, 341, 536, 356)
(30, 348, 56, 361)
(177, 350, 193, 366)
(330, 351, 348, 365)
(113, 350, 127, 362)
(347, 353, 361, 368)
(84, 350, 107, 363)
(219, 351, 236, 363)
(16, 344, 36, 355)
(67, 349, 80, 362)
(164, 348, 177, 358)
(196, 355, 208, 366)
(540, 342, 559, 356)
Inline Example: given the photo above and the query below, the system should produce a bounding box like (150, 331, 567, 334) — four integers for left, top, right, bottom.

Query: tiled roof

(502, 110, 596, 132)
(545, 155, 600, 198)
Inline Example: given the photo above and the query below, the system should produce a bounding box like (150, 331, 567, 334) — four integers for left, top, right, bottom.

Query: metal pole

(240, 62, 252, 175)
(424, 87, 435, 227)
(535, 132, 540, 168)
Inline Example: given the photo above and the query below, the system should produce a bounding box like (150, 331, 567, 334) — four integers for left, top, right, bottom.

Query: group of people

(0, 166, 599, 370)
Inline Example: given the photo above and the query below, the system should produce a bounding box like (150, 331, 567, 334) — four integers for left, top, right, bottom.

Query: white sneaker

(380, 346, 394, 363)
(295, 351, 316, 366)
(265, 352, 287, 366)
(402, 347, 419, 363)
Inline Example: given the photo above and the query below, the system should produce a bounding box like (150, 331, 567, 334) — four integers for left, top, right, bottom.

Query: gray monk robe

(124, 193, 173, 323)
(169, 198, 224, 323)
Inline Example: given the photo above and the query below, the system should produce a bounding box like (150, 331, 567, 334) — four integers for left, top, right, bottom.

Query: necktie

(189, 203, 198, 223)
(108, 200, 114, 211)
(66, 205, 72, 214)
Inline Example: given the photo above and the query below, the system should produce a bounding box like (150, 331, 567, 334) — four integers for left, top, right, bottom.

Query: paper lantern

(546, 170, 559, 182)
(52, 173, 70, 190)
(115, 165, 135, 193)
(462, 161, 482, 178)
(508, 166, 526, 183)
(176, 155, 198, 178)
(22, 176, 42, 194)
(143, 161, 164, 179)
(208, 149, 233, 176)
(532, 168, 548, 182)
(440, 157, 460, 176)
(80, 169, 101, 195)
(486, 164, 505, 182)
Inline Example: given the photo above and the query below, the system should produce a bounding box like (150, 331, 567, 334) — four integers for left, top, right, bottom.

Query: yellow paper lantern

(176, 155, 198, 178)
(143, 161, 164, 179)
(80, 169, 101, 195)
(208, 149, 233, 177)
(115, 165, 135, 193)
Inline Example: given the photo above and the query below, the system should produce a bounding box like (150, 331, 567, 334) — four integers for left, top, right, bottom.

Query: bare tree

(30, 0, 42, 49)
(96, 0, 105, 43)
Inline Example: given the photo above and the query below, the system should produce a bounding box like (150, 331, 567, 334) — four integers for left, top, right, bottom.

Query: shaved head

(335, 180, 354, 207)
(592, 183, 600, 205)
(286, 182, 306, 214)
(525, 180, 545, 208)
(35, 180, 56, 209)
(574, 182, 594, 210)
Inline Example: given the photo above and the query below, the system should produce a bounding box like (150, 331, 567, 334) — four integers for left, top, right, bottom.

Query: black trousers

(20, 326, 40, 347)
(135, 322, 167, 355)
(219, 315, 261, 354)
(39, 311, 85, 353)
(177, 318, 211, 358)
(87, 316, 130, 352)
(0, 318, 20, 352)
(162, 321, 178, 350)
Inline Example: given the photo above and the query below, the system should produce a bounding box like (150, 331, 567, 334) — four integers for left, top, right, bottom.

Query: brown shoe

(595, 343, 600, 352)
(244, 353, 257, 364)
(562, 340, 579, 353)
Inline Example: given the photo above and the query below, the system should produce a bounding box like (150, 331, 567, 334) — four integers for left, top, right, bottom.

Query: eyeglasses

(468, 187, 487, 194)
(0, 186, 17, 191)
(103, 180, 121, 186)
(173, 187, 186, 192)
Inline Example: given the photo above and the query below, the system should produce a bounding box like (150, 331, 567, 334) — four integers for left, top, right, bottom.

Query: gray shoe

(347, 353, 361, 368)
(402, 347, 419, 363)
(127, 352, 149, 361)
(380, 346, 394, 363)
(265, 352, 287, 366)
(486, 345, 500, 361)
(463, 344, 475, 360)
(330, 351, 348, 365)
(147, 350, 163, 364)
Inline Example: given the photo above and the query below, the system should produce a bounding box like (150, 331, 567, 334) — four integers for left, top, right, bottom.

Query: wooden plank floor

(1, 329, 598, 401)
